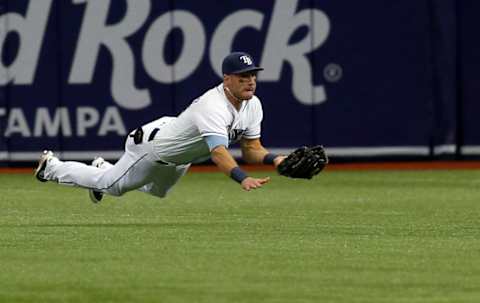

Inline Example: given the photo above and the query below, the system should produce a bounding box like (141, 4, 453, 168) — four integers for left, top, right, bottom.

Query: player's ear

(223, 74, 231, 85)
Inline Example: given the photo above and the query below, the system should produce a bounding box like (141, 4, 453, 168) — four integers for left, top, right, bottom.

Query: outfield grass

(1, 169, 480, 302)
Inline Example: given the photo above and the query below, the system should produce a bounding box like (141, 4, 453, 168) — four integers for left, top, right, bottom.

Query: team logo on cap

(239, 55, 253, 65)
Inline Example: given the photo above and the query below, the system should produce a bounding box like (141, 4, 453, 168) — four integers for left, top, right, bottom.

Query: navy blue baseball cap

(222, 52, 264, 75)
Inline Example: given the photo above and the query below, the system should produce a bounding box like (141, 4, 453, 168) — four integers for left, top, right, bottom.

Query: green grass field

(1, 169, 480, 303)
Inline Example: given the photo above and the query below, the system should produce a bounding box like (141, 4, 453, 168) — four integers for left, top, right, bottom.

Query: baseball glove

(277, 145, 328, 179)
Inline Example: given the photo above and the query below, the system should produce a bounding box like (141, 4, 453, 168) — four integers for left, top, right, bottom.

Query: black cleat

(34, 150, 54, 182)
(88, 157, 105, 203)
(88, 190, 103, 203)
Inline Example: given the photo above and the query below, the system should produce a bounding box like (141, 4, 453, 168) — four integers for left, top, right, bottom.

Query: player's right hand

(241, 176, 270, 191)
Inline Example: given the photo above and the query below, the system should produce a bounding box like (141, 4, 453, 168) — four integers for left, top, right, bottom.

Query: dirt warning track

(4, 161, 480, 175)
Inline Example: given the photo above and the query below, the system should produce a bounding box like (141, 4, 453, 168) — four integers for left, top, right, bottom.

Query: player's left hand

(277, 146, 328, 179)
(241, 176, 270, 191)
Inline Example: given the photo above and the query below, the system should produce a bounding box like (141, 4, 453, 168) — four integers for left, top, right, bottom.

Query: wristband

(230, 166, 248, 183)
(263, 153, 278, 165)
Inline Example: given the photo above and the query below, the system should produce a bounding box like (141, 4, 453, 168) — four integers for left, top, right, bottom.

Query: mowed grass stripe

(0, 170, 479, 303)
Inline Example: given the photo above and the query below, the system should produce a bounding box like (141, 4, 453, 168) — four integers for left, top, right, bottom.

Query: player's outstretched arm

(210, 145, 270, 191)
(240, 138, 287, 168)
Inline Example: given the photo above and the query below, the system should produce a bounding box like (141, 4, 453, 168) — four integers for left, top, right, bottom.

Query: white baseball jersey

(151, 83, 263, 165)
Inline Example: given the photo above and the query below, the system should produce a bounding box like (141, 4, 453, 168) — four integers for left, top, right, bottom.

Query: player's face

(227, 72, 257, 100)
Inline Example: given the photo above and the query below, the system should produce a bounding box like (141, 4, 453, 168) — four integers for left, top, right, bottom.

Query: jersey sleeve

(191, 99, 230, 140)
(243, 97, 263, 139)
(203, 135, 229, 151)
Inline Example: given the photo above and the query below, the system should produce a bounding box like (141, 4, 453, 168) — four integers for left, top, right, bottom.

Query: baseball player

(34, 52, 286, 203)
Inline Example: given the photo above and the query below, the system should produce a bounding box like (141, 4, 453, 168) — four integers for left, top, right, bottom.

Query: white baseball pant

(43, 128, 190, 198)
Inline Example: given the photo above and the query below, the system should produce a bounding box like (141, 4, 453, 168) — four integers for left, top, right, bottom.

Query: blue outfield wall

(459, 0, 480, 156)
(0, 0, 475, 162)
